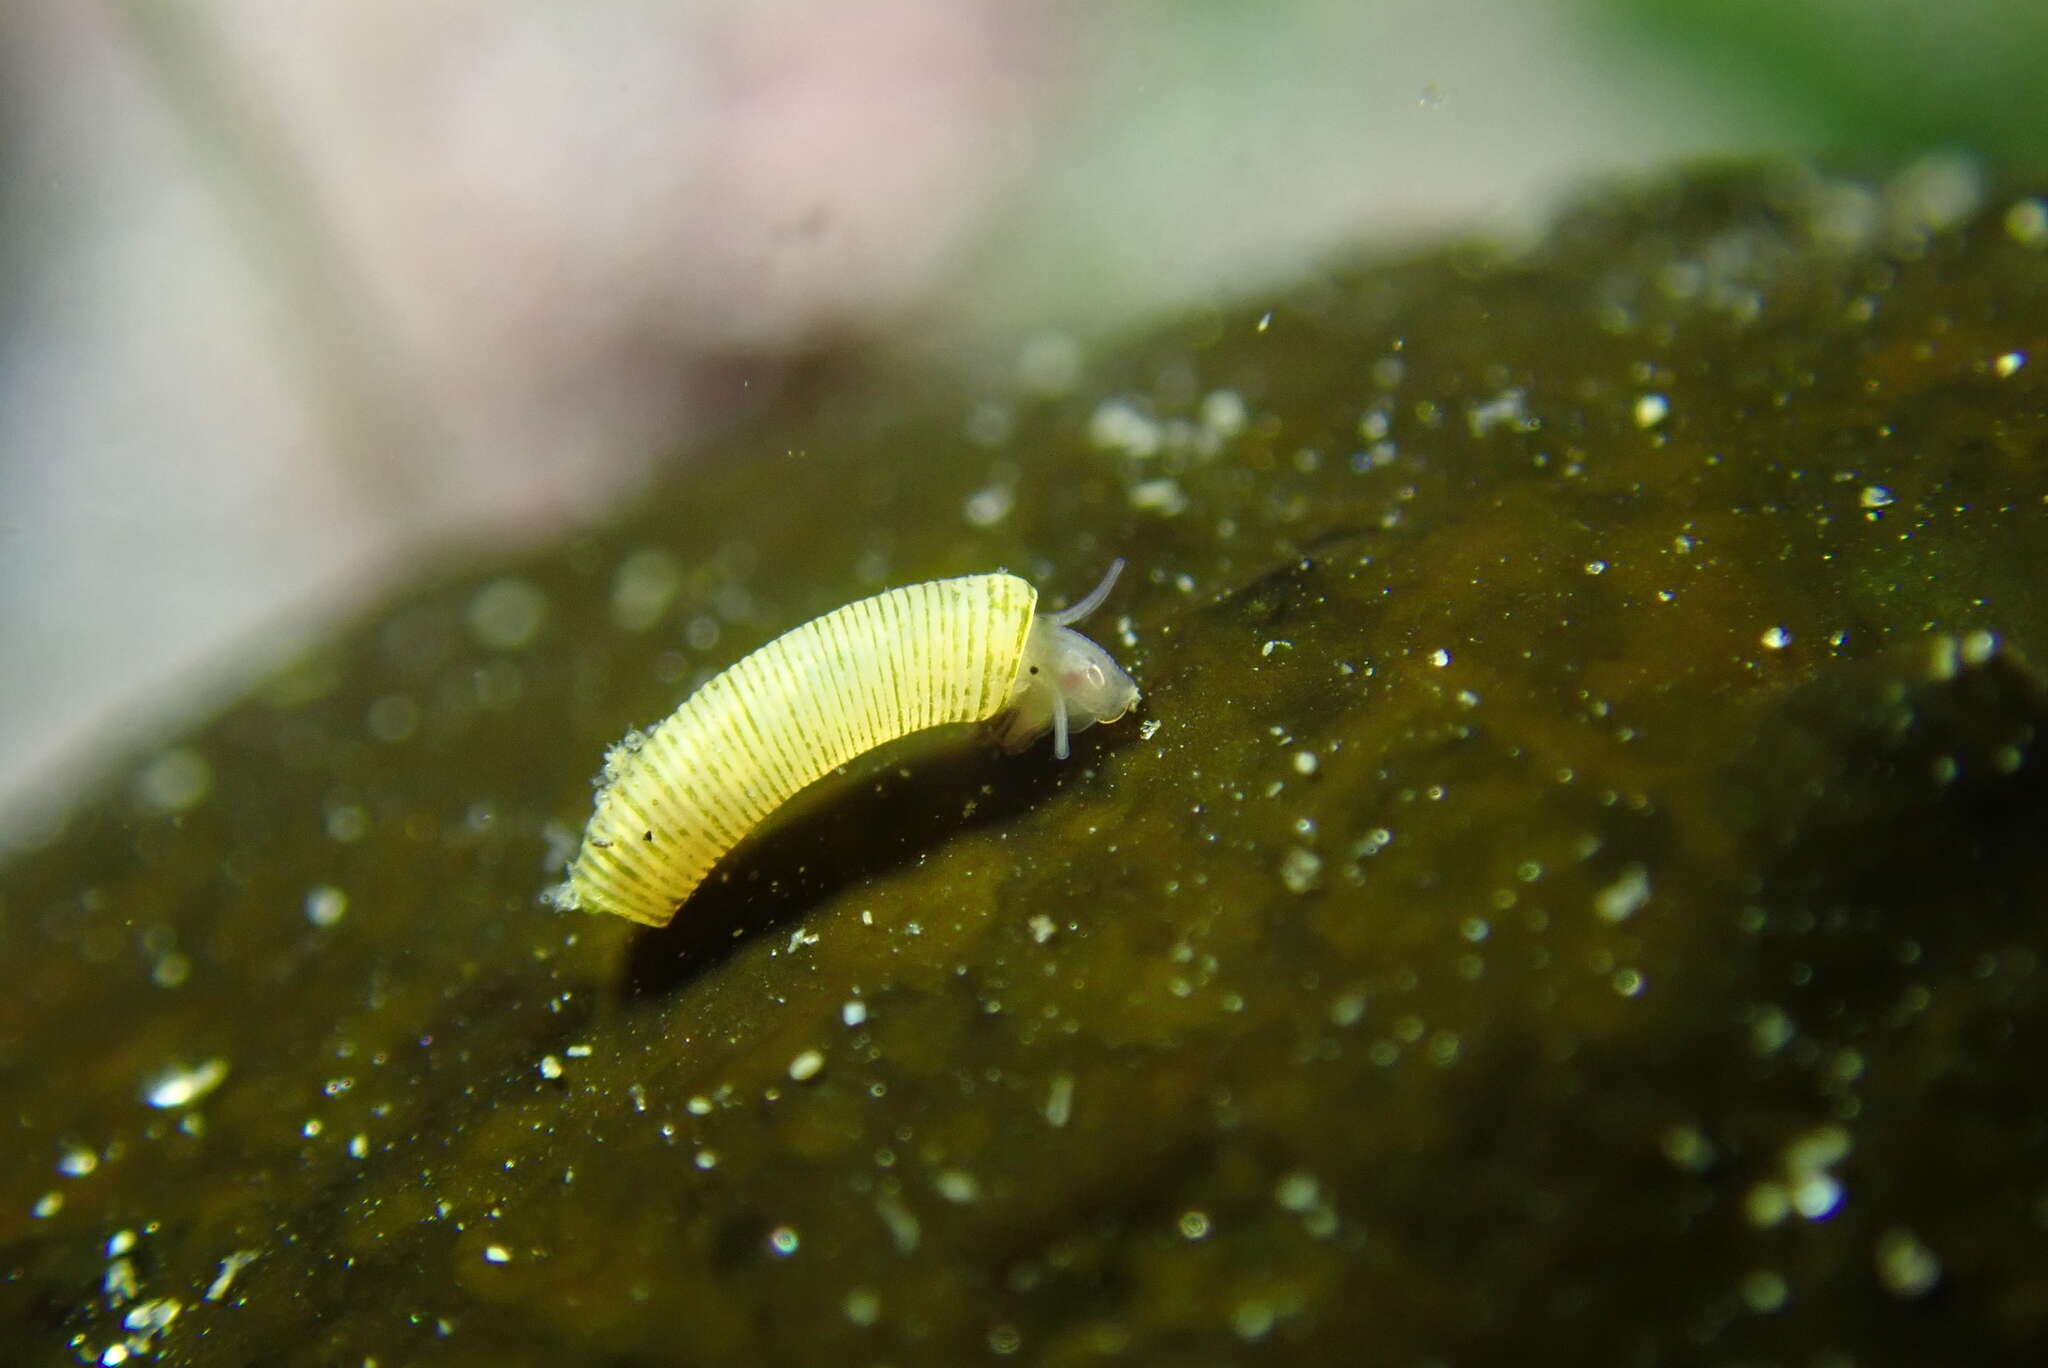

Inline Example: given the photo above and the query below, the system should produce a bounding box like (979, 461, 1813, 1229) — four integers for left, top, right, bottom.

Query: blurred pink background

(0, 0, 1767, 840)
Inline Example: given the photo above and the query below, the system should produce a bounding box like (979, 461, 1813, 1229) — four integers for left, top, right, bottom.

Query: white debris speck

(124, 1297, 180, 1337)
(695, 1149, 718, 1171)
(1784, 1124, 1851, 1175)
(1660, 1124, 1716, 1173)
(1261, 639, 1292, 658)
(687, 1095, 713, 1116)
(1200, 389, 1248, 438)
(1876, 1228, 1942, 1298)
(304, 885, 348, 928)
(1994, 351, 2025, 378)
(1885, 152, 1982, 241)
(1027, 914, 1058, 944)
(538, 1054, 564, 1081)
(204, 1250, 258, 1301)
(1791, 1171, 1843, 1220)
(145, 1057, 229, 1109)
(1739, 1268, 1788, 1314)
(1634, 393, 1670, 429)
(1044, 1073, 1075, 1128)
(101, 1346, 129, 1367)
(1749, 1004, 1796, 1056)
(767, 1225, 801, 1256)
(2006, 196, 2048, 248)
(325, 802, 369, 843)
(1594, 864, 1651, 923)
(135, 748, 211, 814)
(32, 1191, 62, 1218)
(841, 1000, 867, 1028)
(1274, 1171, 1321, 1213)
(1128, 477, 1190, 517)
(348, 1133, 369, 1160)
(1428, 647, 1451, 667)
(1139, 718, 1162, 740)
(483, 1245, 512, 1265)
(1584, 559, 1607, 576)
(1860, 484, 1895, 509)
(876, 1194, 921, 1254)
(933, 1169, 982, 1204)
(104, 1253, 138, 1304)
(1279, 847, 1323, 894)
(1739, 1124, 1852, 1227)
(684, 614, 720, 652)
(609, 547, 683, 633)
(467, 577, 548, 651)
(58, 1144, 98, 1177)
(963, 483, 1014, 528)
(1232, 1299, 1277, 1341)
(1761, 626, 1792, 651)
(1466, 387, 1535, 437)
(1087, 396, 1162, 457)
(1292, 751, 1318, 776)
(788, 1049, 825, 1082)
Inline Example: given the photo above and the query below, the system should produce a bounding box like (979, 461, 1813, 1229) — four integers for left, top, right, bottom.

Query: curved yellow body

(554, 573, 1038, 926)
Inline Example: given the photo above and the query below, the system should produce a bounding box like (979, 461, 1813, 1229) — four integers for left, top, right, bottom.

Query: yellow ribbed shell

(552, 573, 1039, 926)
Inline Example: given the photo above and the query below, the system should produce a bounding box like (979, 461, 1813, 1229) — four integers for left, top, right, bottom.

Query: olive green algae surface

(5, 167, 2048, 1365)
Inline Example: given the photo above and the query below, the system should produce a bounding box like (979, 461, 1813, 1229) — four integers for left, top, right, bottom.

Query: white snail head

(997, 559, 1140, 759)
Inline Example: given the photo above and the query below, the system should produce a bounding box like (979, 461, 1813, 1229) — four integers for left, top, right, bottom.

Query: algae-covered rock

(4, 164, 2048, 1365)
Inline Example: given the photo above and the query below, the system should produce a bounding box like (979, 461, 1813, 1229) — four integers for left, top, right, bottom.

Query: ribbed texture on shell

(560, 574, 1038, 926)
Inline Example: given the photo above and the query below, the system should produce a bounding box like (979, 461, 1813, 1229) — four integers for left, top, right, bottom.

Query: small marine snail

(546, 561, 1138, 926)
